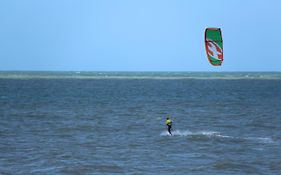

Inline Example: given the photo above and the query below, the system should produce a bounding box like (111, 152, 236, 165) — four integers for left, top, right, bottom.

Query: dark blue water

(1, 72, 281, 174)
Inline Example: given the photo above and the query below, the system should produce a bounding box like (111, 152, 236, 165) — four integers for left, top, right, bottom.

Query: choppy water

(1, 72, 281, 175)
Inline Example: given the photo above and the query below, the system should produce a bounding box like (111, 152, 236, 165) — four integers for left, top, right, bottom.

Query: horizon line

(0, 70, 281, 73)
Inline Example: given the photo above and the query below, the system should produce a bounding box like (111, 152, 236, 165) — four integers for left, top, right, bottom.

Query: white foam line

(160, 130, 274, 143)
(160, 130, 225, 137)
(245, 137, 274, 143)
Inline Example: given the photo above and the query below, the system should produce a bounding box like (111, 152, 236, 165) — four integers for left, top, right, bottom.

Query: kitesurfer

(166, 117, 172, 135)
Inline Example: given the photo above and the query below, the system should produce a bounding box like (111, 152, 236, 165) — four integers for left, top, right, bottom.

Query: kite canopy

(205, 28, 223, 66)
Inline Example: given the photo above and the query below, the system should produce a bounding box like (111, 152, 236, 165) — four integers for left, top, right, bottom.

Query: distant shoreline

(0, 71, 280, 80)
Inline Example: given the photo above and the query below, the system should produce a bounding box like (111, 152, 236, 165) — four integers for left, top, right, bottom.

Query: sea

(0, 71, 281, 175)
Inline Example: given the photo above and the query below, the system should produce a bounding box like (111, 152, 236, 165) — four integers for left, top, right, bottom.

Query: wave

(161, 130, 221, 137)
(245, 137, 274, 143)
(160, 130, 274, 143)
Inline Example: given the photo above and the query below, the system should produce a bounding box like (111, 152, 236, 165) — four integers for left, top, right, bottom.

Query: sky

(0, 0, 281, 71)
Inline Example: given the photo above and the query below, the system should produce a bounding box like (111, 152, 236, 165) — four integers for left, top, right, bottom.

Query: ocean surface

(0, 71, 281, 175)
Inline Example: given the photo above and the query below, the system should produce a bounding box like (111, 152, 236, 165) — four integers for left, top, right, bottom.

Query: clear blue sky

(0, 0, 280, 71)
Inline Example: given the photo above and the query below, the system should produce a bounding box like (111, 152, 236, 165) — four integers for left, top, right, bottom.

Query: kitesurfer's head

(166, 117, 169, 120)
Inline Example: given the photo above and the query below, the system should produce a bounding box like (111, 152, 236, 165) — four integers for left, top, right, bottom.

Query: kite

(205, 28, 223, 66)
